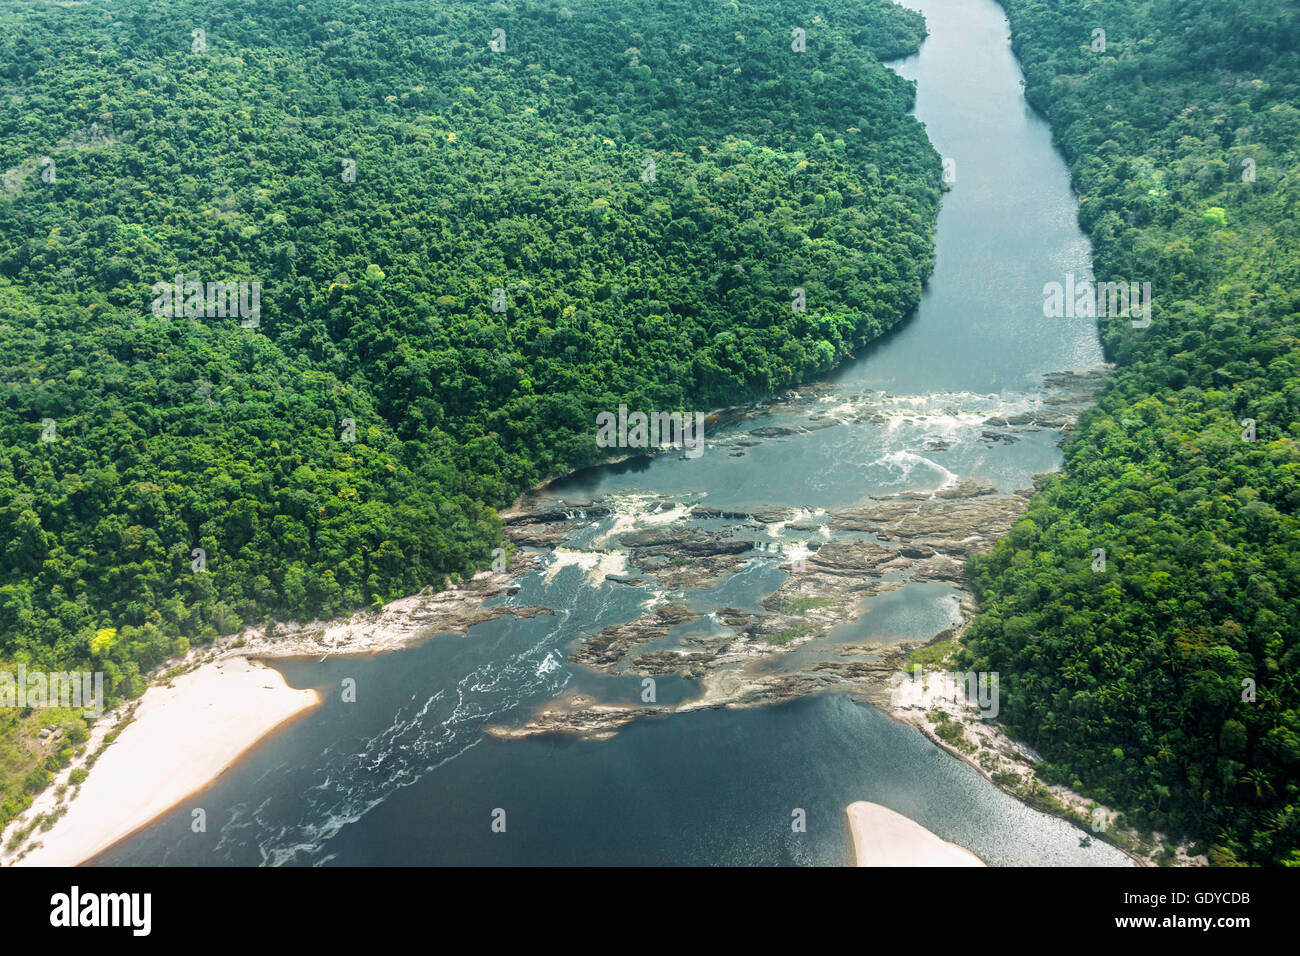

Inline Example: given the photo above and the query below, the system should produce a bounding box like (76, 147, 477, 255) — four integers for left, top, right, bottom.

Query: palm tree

(1239, 768, 1274, 801)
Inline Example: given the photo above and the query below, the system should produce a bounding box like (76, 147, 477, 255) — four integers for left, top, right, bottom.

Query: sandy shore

(889, 660, 1200, 865)
(11, 657, 319, 867)
(0, 562, 539, 867)
(846, 801, 985, 866)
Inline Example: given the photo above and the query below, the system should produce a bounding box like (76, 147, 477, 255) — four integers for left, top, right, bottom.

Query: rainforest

(0, 0, 1297, 875)
(963, 0, 1300, 865)
(0, 0, 940, 821)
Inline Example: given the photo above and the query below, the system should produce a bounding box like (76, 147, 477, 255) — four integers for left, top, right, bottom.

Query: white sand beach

(846, 801, 986, 866)
(0, 565, 536, 868)
(12, 657, 319, 867)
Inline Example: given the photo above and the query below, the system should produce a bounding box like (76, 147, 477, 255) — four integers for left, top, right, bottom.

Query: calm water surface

(97, 0, 1122, 867)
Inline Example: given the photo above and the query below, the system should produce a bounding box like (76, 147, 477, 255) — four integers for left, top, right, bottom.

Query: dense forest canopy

(0, 0, 940, 819)
(963, 0, 1300, 865)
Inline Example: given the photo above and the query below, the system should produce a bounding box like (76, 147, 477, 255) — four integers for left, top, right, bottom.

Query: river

(96, 0, 1125, 867)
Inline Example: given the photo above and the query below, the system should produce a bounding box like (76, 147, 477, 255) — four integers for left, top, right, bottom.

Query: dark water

(96, 0, 1123, 867)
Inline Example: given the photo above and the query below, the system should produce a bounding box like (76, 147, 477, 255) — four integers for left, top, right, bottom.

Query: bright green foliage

(0, 0, 938, 732)
(965, 0, 1300, 864)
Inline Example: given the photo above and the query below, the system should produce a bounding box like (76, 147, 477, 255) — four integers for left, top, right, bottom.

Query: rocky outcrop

(570, 604, 696, 670)
(632, 650, 716, 677)
(483, 368, 1108, 743)
(506, 522, 574, 548)
(618, 527, 751, 556)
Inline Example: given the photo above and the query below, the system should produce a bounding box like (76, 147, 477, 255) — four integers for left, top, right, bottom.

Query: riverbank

(8, 657, 318, 867)
(0, 560, 548, 866)
(0, 400, 791, 865)
(2, 0, 1139, 869)
(485, 372, 1107, 744)
(0, 372, 1112, 866)
(889, 663, 1206, 867)
(846, 801, 985, 866)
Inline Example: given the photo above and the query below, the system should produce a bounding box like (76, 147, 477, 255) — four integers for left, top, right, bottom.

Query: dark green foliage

(0, 0, 939, 812)
(965, 0, 1300, 865)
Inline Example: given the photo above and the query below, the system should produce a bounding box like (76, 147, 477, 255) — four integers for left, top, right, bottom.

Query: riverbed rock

(570, 604, 696, 670)
(504, 505, 610, 525)
(505, 522, 573, 548)
(632, 650, 715, 677)
(618, 527, 751, 557)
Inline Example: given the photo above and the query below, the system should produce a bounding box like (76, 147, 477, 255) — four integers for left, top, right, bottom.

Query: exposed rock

(476, 366, 1112, 748)
(935, 480, 998, 499)
(632, 651, 715, 676)
(505, 523, 572, 548)
(875, 497, 1024, 556)
(899, 545, 937, 559)
(910, 557, 966, 584)
(717, 608, 753, 628)
(785, 520, 822, 531)
(618, 527, 750, 557)
(570, 604, 696, 670)
(983, 411, 1071, 429)
(806, 540, 898, 576)
(504, 505, 610, 525)
(984, 413, 1036, 427)
(486, 705, 647, 740)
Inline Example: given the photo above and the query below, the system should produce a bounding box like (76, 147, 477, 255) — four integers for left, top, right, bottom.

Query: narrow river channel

(97, 0, 1127, 867)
